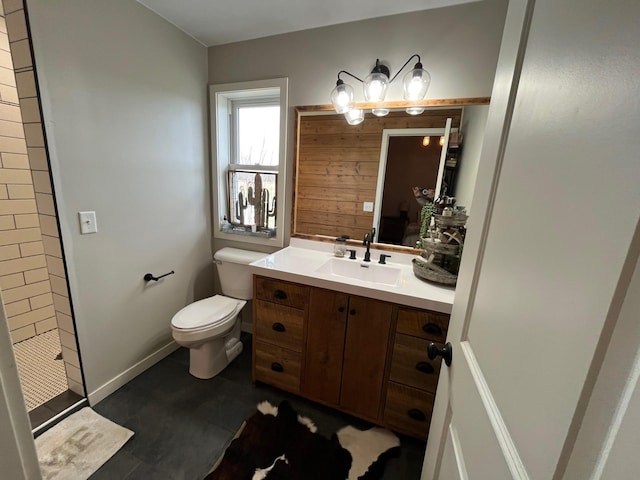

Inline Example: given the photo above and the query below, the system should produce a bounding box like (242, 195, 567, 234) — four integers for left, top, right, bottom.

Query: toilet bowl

(171, 295, 246, 379)
(170, 247, 267, 379)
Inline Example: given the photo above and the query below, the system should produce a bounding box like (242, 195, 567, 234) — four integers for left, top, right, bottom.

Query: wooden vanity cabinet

(252, 275, 450, 440)
(302, 288, 392, 422)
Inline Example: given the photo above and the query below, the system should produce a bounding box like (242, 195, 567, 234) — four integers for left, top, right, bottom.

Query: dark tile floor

(91, 334, 426, 480)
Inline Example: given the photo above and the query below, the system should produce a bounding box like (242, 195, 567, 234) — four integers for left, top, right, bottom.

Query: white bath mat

(35, 407, 134, 480)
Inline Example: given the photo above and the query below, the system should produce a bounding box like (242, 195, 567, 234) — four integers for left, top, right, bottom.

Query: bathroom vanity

(249, 239, 454, 439)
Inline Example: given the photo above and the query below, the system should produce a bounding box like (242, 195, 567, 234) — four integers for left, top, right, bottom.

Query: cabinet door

(302, 288, 348, 405)
(340, 296, 393, 421)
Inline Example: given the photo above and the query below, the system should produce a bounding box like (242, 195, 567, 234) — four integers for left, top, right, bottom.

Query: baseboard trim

(88, 341, 179, 405)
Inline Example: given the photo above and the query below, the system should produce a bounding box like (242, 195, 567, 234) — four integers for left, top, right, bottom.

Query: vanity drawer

(254, 341, 301, 393)
(390, 334, 442, 393)
(255, 276, 309, 310)
(254, 300, 305, 352)
(396, 307, 449, 343)
(383, 382, 434, 440)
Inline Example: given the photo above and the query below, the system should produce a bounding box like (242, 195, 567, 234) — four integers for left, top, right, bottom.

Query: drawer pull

(271, 362, 284, 372)
(273, 289, 288, 300)
(422, 323, 443, 336)
(272, 322, 285, 332)
(350, 309, 356, 315)
(338, 306, 345, 313)
(408, 409, 427, 422)
(415, 361, 435, 374)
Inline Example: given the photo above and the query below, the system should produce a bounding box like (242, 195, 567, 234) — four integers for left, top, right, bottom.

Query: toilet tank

(214, 247, 267, 300)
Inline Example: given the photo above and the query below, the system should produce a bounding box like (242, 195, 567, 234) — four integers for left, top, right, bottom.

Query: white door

(0, 294, 41, 479)
(422, 0, 640, 478)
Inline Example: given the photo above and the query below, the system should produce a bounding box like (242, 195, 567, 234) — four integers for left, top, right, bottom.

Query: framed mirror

(292, 98, 490, 253)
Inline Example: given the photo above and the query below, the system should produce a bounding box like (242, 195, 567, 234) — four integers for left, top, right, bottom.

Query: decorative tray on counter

(412, 256, 458, 286)
(421, 237, 460, 256)
(433, 214, 468, 227)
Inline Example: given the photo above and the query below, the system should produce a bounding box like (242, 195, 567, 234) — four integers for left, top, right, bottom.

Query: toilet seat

(171, 295, 244, 332)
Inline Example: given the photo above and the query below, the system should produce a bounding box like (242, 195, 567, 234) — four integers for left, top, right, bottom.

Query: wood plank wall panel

(294, 109, 461, 241)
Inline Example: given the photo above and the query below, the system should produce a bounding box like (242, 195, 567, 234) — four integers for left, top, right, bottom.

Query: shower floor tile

(13, 329, 69, 411)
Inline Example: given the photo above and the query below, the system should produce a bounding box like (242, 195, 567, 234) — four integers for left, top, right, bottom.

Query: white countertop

(249, 238, 455, 313)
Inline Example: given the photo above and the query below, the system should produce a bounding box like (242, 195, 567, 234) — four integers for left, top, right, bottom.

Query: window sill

(222, 224, 276, 239)
(215, 224, 282, 247)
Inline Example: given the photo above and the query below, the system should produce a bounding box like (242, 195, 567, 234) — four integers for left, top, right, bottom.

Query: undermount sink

(314, 257, 401, 286)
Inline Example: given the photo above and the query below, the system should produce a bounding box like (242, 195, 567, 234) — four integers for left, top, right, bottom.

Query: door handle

(427, 342, 453, 366)
(272, 322, 285, 332)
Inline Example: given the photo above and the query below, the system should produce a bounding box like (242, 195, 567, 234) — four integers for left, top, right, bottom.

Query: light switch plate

(78, 211, 97, 234)
(363, 202, 374, 212)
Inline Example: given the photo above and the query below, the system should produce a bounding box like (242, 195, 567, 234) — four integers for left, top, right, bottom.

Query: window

(210, 78, 288, 246)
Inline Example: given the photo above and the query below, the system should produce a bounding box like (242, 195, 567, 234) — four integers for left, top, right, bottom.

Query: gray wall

(26, 0, 211, 397)
(208, 0, 508, 251)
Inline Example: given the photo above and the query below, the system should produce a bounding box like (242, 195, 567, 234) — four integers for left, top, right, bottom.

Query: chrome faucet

(363, 227, 376, 262)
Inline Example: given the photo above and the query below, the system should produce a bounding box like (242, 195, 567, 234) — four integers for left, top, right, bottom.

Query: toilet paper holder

(144, 270, 175, 282)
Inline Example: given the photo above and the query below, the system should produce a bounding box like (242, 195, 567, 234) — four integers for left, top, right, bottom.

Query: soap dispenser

(334, 236, 347, 257)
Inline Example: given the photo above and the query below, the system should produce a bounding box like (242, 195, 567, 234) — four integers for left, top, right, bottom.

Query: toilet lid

(171, 295, 241, 330)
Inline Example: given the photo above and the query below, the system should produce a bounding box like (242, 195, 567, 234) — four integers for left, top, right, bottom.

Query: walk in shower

(0, 0, 85, 431)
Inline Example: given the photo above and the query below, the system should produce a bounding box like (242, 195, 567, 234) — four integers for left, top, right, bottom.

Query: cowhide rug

(204, 401, 400, 480)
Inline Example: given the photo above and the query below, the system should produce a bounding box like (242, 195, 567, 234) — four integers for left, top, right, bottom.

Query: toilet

(171, 247, 266, 379)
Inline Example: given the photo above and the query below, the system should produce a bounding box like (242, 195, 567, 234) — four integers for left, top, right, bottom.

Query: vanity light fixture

(330, 54, 431, 123)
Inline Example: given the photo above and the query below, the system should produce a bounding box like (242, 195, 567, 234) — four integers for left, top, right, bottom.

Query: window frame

(209, 78, 288, 247)
(230, 97, 280, 168)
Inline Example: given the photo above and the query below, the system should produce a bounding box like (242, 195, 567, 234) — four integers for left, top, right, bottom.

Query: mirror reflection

(374, 125, 452, 247)
(293, 102, 489, 250)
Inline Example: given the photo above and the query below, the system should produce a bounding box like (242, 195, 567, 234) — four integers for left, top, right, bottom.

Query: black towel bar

(144, 270, 175, 282)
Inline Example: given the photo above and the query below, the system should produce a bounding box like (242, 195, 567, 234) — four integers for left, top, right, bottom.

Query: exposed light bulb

(336, 90, 350, 107)
(422, 136, 430, 146)
(364, 71, 389, 102)
(344, 108, 364, 125)
(407, 77, 424, 98)
(372, 108, 389, 117)
(331, 80, 354, 114)
(368, 80, 384, 100)
(439, 136, 445, 146)
(403, 63, 431, 102)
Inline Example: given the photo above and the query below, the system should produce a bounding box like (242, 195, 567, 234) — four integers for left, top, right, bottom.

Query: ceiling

(136, 0, 477, 47)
